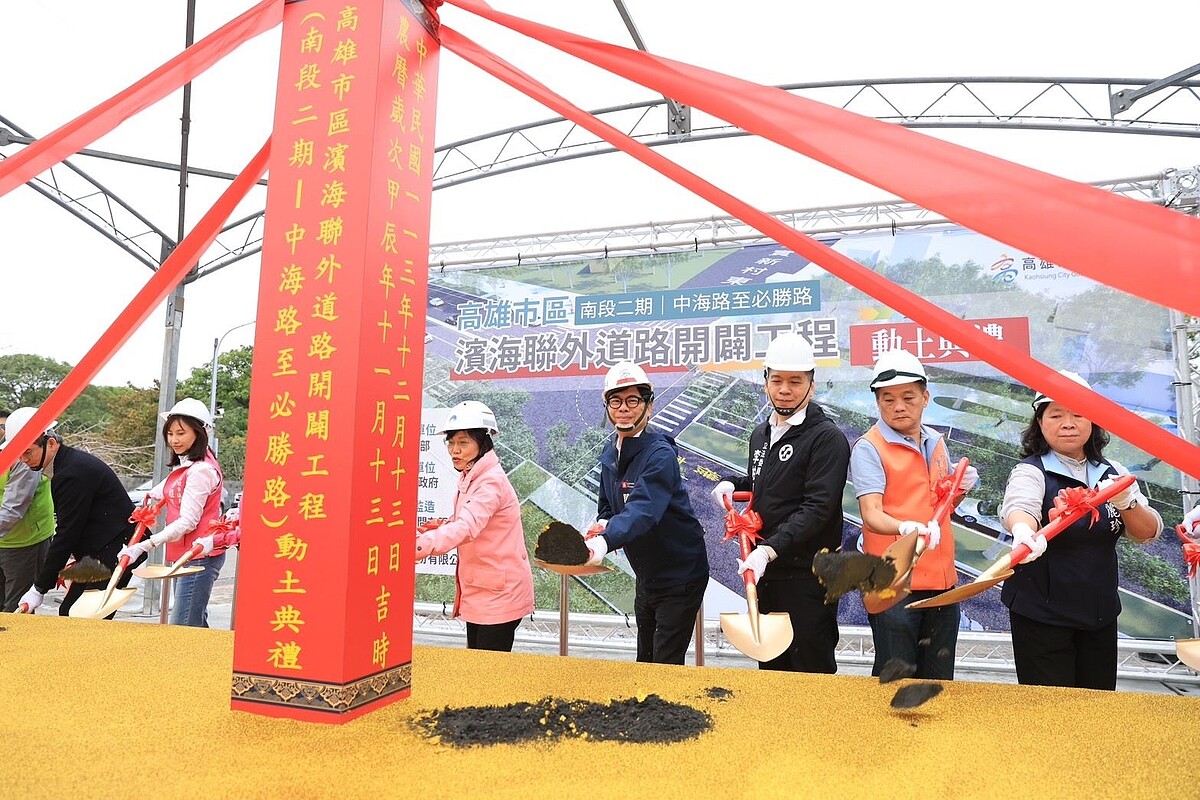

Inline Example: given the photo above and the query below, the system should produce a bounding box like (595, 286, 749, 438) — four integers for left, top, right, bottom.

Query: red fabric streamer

(0, 0, 280, 200)
(445, 0, 1199, 318)
(438, 25, 1200, 481)
(0, 142, 271, 479)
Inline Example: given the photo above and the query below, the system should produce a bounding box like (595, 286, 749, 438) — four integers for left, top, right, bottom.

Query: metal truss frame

(5, 77, 1200, 279)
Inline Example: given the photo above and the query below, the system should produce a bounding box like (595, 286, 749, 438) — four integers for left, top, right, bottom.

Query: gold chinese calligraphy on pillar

(232, 0, 439, 724)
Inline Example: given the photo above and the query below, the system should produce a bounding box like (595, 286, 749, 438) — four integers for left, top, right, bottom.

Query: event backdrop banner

(419, 225, 1194, 641)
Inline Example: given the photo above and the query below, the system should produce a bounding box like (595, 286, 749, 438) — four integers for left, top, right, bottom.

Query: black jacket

(34, 444, 136, 593)
(728, 403, 849, 578)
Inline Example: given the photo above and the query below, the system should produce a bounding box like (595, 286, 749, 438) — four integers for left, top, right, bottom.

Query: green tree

(101, 385, 161, 476)
(0, 353, 71, 411)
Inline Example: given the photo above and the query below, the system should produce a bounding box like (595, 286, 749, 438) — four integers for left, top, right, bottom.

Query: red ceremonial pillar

(231, 0, 440, 723)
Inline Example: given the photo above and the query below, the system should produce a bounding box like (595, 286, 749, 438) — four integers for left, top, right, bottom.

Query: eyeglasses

(606, 396, 645, 410)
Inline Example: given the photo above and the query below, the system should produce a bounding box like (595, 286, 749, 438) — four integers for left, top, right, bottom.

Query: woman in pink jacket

(416, 401, 534, 651)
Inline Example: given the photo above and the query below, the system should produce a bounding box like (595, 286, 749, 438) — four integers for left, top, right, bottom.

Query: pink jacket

(418, 449, 534, 625)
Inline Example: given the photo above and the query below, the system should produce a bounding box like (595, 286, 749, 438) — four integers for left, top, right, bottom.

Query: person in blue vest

(584, 361, 710, 665)
(0, 409, 57, 612)
(1000, 370, 1161, 689)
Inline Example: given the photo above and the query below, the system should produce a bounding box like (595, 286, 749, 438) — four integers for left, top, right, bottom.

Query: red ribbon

(1176, 526, 1200, 580)
(721, 508, 764, 545)
(129, 498, 166, 529)
(1049, 485, 1104, 529)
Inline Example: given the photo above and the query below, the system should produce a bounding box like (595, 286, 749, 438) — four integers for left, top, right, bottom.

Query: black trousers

(465, 618, 522, 652)
(1009, 610, 1117, 690)
(756, 572, 839, 674)
(634, 578, 706, 665)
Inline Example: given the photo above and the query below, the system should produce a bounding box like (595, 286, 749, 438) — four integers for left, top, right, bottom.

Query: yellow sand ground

(2, 613, 1196, 799)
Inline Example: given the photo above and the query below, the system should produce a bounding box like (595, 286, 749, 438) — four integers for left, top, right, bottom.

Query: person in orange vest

(850, 349, 978, 679)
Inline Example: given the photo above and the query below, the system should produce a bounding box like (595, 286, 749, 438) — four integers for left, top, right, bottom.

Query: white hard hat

(763, 333, 816, 372)
(436, 400, 499, 435)
(869, 349, 928, 390)
(1032, 370, 1092, 408)
(603, 361, 652, 395)
(1, 406, 57, 449)
(160, 397, 214, 428)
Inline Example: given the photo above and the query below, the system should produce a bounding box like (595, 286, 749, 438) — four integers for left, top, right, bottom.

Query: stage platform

(3, 613, 1196, 799)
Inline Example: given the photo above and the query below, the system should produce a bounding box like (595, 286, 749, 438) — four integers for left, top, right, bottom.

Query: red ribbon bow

(205, 517, 239, 536)
(129, 497, 166, 528)
(722, 508, 764, 544)
(1049, 485, 1102, 529)
(1176, 526, 1200, 580)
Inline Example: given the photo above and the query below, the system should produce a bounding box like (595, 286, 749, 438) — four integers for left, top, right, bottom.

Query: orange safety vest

(859, 426, 955, 591)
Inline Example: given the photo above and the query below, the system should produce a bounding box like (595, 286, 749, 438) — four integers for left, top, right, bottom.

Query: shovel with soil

(907, 475, 1135, 610)
(861, 458, 971, 614)
(68, 497, 165, 619)
(533, 520, 613, 577)
(719, 492, 792, 662)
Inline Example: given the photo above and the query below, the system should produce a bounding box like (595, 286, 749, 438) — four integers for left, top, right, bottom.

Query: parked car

(128, 479, 232, 514)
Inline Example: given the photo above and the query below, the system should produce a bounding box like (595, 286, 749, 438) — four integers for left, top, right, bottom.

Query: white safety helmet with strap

(1032, 369, 1092, 408)
(161, 397, 215, 429)
(603, 361, 654, 432)
(763, 333, 817, 373)
(436, 400, 499, 435)
(0, 406, 57, 449)
(869, 349, 928, 390)
(603, 361, 653, 396)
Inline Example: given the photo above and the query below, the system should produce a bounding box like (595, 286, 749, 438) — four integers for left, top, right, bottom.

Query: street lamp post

(209, 320, 256, 454)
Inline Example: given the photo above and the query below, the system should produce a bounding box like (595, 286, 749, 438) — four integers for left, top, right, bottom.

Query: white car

(129, 479, 231, 514)
(429, 297, 445, 307)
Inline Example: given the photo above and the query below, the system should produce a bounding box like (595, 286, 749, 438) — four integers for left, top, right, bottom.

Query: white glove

(711, 480, 734, 507)
(736, 545, 776, 584)
(193, 535, 215, 557)
(118, 540, 154, 564)
(18, 588, 43, 613)
(924, 519, 942, 550)
(1184, 505, 1200, 534)
(585, 535, 608, 566)
(585, 518, 608, 538)
(414, 533, 436, 560)
(897, 520, 923, 537)
(1098, 476, 1137, 511)
(1010, 521, 1046, 565)
(960, 465, 980, 492)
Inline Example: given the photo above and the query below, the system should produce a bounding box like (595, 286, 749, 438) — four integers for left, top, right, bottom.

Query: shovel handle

(932, 458, 970, 523)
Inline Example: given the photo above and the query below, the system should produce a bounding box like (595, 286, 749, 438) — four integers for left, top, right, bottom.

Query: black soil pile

(878, 659, 917, 685)
(890, 682, 943, 710)
(812, 549, 897, 603)
(414, 694, 712, 747)
(703, 687, 734, 702)
(534, 521, 589, 565)
(59, 556, 113, 583)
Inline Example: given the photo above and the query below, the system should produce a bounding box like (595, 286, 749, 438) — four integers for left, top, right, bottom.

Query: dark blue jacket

(597, 430, 709, 590)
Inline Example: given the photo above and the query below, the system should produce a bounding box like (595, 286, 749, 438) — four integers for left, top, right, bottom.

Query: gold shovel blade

(720, 611, 793, 662)
(1177, 638, 1200, 671)
(68, 587, 139, 619)
(131, 563, 205, 580)
(906, 570, 1014, 610)
(862, 531, 924, 614)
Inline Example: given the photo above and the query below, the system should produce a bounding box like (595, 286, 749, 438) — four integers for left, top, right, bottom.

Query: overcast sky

(1, 0, 1198, 388)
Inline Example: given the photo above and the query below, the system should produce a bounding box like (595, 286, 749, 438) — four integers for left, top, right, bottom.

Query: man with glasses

(583, 361, 710, 664)
(5, 406, 138, 616)
(0, 409, 56, 612)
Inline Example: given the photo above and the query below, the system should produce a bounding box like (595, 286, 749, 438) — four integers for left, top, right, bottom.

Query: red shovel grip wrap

(722, 491, 761, 587)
